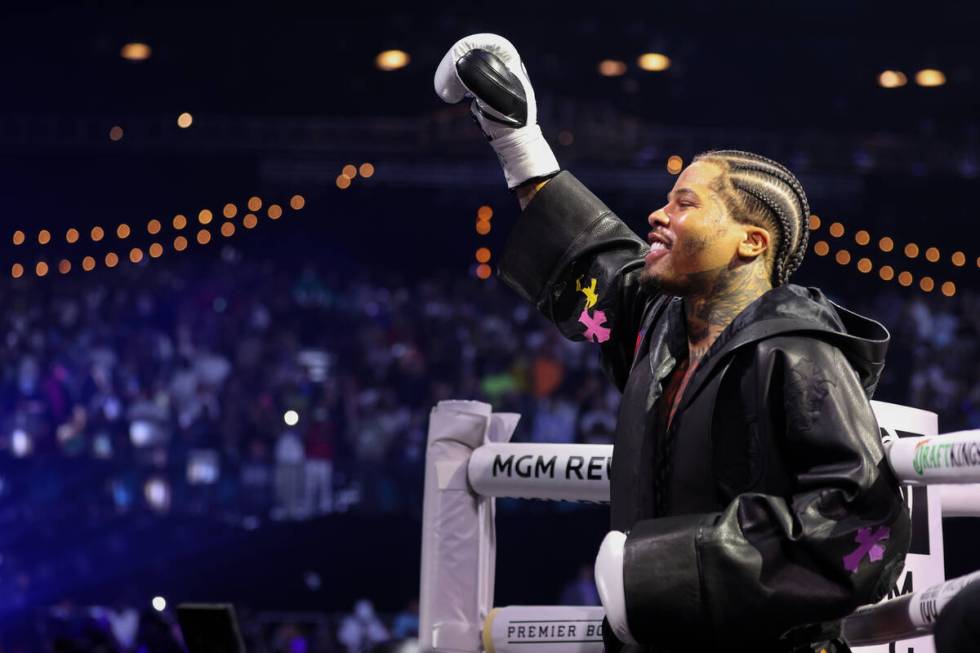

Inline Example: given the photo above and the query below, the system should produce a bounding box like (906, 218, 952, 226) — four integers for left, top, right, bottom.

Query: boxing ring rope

(469, 437, 980, 504)
(419, 400, 980, 653)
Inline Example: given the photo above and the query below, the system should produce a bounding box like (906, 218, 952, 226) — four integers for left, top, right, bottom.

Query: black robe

(498, 172, 911, 652)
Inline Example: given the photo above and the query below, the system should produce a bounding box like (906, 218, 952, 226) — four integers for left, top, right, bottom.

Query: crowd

(0, 244, 975, 649)
(0, 245, 629, 526)
(33, 597, 419, 653)
(0, 247, 975, 521)
(879, 289, 980, 429)
(0, 245, 976, 521)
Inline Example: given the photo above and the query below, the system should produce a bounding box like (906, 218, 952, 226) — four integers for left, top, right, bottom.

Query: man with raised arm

(435, 35, 910, 653)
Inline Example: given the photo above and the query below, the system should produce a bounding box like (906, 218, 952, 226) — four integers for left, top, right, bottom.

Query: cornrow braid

(693, 150, 811, 286)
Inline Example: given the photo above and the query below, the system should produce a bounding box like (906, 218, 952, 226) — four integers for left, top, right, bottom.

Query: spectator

(390, 598, 419, 640)
(337, 599, 389, 653)
(273, 428, 306, 520)
(303, 405, 336, 515)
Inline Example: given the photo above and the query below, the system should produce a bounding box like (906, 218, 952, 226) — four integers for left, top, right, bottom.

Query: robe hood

(661, 283, 890, 405)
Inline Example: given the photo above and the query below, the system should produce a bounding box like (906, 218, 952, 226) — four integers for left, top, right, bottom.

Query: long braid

(693, 150, 811, 286)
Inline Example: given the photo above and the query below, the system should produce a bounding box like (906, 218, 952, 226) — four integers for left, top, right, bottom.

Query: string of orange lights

(9, 194, 306, 279)
(474, 205, 493, 280)
(336, 162, 375, 190)
(808, 215, 972, 297)
(469, 179, 976, 295)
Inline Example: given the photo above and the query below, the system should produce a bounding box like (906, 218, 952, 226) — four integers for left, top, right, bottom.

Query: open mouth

(645, 240, 670, 263)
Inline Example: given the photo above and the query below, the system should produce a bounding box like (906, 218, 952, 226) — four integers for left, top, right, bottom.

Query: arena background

(0, 3, 977, 651)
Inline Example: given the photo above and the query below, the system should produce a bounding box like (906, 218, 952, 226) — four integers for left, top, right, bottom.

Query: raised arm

(498, 172, 656, 390)
(434, 34, 660, 389)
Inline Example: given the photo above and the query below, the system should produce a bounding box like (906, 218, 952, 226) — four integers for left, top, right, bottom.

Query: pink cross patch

(842, 526, 891, 573)
(579, 309, 611, 343)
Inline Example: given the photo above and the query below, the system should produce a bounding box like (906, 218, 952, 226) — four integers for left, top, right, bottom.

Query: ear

(737, 225, 770, 261)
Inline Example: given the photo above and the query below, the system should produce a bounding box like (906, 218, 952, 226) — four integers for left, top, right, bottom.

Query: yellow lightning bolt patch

(575, 276, 599, 309)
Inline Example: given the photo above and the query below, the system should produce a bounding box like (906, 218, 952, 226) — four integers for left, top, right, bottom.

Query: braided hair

(692, 150, 811, 287)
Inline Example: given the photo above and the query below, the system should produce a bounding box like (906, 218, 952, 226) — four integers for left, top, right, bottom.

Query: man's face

(639, 161, 753, 296)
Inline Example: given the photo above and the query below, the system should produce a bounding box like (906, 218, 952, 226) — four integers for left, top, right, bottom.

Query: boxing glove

(434, 33, 559, 189)
(595, 530, 639, 645)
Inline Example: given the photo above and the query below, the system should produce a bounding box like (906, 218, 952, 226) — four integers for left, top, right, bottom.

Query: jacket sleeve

(497, 171, 657, 389)
(621, 337, 911, 649)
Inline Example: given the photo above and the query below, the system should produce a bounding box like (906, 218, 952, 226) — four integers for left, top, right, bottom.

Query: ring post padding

(864, 400, 942, 653)
(482, 606, 605, 653)
(468, 442, 612, 502)
(419, 401, 521, 653)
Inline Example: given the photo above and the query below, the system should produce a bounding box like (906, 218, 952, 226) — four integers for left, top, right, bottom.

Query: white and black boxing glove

(434, 33, 559, 189)
(595, 530, 639, 646)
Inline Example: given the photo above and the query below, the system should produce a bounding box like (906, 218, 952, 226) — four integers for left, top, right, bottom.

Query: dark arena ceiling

(0, 2, 976, 129)
(0, 2, 976, 277)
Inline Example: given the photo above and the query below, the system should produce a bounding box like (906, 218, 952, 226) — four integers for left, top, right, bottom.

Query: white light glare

(11, 429, 31, 457)
(152, 596, 166, 611)
(144, 477, 171, 512)
(284, 410, 299, 426)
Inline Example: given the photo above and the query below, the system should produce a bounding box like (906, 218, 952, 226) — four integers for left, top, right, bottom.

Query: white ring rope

(468, 442, 611, 502)
(466, 432, 980, 504)
(842, 570, 980, 646)
(467, 430, 980, 517)
(886, 430, 980, 485)
(477, 572, 980, 653)
(482, 606, 604, 653)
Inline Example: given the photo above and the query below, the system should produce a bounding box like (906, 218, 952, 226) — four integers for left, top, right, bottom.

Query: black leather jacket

(498, 172, 911, 653)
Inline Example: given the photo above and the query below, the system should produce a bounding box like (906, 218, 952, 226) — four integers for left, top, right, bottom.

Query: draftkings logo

(912, 438, 980, 475)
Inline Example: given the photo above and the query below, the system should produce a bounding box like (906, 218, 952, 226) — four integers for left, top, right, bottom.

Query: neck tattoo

(683, 260, 771, 365)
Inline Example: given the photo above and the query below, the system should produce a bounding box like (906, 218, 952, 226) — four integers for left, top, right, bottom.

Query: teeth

(650, 241, 667, 252)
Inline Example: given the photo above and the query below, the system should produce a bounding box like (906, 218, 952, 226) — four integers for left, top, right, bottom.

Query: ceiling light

(376, 50, 410, 71)
(637, 53, 670, 72)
